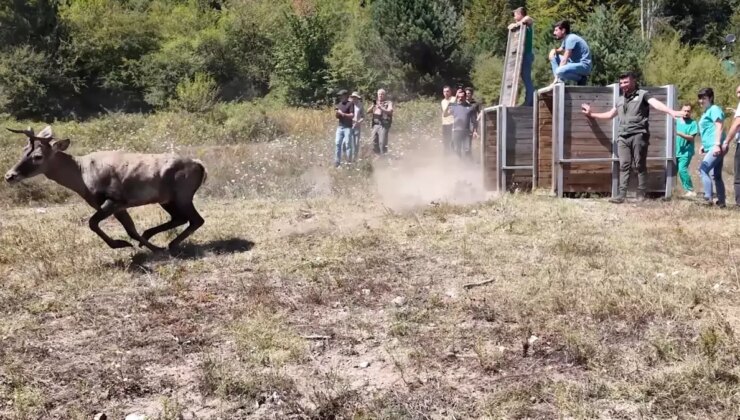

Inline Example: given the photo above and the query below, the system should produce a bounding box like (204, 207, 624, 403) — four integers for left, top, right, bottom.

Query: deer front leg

(114, 210, 164, 252)
(88, 199, 133, 249)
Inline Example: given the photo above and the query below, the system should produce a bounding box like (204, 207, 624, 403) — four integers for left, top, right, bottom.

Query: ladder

(499, 25, 526, 106)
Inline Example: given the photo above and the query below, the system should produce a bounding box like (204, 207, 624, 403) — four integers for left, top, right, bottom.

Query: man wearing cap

(349, 92, 365, 162)
(334, 89, 355, 167)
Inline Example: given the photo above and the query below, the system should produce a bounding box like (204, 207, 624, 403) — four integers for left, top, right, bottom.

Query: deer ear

(36, 125, 53, 139)
(51, 138, 70, 151)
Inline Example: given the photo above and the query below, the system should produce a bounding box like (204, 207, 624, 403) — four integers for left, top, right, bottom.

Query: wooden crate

(481, 105, 534, 192)
(534, 84, 677, 197)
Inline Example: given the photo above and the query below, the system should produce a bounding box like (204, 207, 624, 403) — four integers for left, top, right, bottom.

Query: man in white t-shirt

(722, 84, 740, 207)
(441, 85, 455, 154)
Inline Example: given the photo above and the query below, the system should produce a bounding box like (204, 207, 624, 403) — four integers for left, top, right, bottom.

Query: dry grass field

(1, 103, 740, 419)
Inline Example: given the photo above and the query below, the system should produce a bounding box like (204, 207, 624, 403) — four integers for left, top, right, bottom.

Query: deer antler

(6, 126, 53, 142)
(6, 127, 35, 137)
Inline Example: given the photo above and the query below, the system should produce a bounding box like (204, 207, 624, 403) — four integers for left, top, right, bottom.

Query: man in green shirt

(581, 71, 683, 203)
(508, 7, 534, 106)
(675, 104, 698, 196)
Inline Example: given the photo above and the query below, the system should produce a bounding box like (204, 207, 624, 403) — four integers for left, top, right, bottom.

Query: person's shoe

(717, 202, 727, 209)
(635, 194, 648, 203)
(684, 190, 697, 198)
(701, 198, 713, 206)
(609, 195, 626, 204)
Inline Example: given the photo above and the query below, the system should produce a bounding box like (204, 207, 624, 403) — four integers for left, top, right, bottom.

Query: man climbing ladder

(508, 7, 535, 106)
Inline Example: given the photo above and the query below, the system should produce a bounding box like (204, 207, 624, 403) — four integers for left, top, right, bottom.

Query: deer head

(4, 125, 71, 183)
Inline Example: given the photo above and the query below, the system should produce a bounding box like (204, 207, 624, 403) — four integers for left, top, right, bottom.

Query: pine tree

(372, 0, 469, 95)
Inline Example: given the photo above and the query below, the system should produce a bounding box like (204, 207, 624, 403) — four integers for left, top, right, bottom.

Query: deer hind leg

(89, 199, 133, 249)
(142, 202, 188, 241)
(114, 210, 164, 252)
(167, 201, 204, 251)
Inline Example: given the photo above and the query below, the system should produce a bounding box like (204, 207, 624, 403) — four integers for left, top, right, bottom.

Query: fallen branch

(300, 334, 332, 340)
(463, 279, 495, 290)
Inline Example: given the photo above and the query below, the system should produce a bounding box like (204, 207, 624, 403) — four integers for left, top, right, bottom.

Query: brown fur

(4, 126, 207, 253)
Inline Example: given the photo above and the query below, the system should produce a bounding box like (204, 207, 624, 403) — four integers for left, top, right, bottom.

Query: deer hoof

(110, 240, 134, 249)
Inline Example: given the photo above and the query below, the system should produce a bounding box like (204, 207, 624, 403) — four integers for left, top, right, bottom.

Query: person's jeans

(442, 124, 453, 154)
(452, 130, 472, 159)
(677, 154, 694, 192)
(351, 127, 361, 161)
(550, 55, 591, 84)
(522, 53, 535, 106)
(734, 144, 740, 205)
(699, 151, 725, 204)
(335, 126, 352, 166)
(372, 124, 390, 154)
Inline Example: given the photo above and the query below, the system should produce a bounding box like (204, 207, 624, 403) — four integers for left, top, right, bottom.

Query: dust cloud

(372, 138, 490, 211)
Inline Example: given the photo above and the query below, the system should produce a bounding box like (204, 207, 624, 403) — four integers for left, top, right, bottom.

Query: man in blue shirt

(548, 20, 591, 86)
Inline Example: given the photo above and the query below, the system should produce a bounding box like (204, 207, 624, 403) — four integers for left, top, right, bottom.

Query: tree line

(2, 0, 740, 121)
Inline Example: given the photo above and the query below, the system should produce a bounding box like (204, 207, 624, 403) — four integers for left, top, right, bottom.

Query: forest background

(3, 0, 740, 122)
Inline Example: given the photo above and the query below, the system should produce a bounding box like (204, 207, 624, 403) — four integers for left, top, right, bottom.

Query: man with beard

(548, 20, 591, 86)
(581, 72, 683, 203)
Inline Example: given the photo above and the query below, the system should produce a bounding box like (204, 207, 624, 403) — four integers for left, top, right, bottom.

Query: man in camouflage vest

(581, 72, 683, 203)
(369, 89, 393, 155)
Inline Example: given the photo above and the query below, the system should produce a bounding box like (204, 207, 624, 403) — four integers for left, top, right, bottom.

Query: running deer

(4, 126, 207, 252)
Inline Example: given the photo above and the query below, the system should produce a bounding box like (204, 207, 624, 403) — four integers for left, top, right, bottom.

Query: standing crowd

(331, 6, 740, 208)
(332, 88, 393, 167)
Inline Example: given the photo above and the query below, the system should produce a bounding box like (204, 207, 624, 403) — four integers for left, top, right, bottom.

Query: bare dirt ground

(2, 135, 740, 419)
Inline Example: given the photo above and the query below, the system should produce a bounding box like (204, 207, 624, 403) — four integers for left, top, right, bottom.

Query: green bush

(170, 72, 219, 113)
(0, 46, 67, 119)
(644, 35, 737, 109)
(471, 53, 504, 106)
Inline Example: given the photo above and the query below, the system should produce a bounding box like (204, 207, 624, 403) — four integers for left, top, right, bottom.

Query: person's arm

(676, 131, 695, 141)
(647, 97, 682, 118)
(582, 104, 617, 119)
(558, 49, 572, 67)
(381, 101, 393, 116)
(442, 100, 452, 117)
(724, 117, 740, 151)
(711, 119, 724, 156)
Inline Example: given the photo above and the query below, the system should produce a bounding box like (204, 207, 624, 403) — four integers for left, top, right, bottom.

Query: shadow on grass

(109, 238, 256, 273)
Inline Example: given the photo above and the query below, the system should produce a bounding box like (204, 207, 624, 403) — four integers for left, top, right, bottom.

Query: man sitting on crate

(548, 20, 591, 86)
(581, 71, 683, 203)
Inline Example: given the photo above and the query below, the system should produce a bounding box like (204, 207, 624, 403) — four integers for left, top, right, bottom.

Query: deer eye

(32, 155, 43, 161)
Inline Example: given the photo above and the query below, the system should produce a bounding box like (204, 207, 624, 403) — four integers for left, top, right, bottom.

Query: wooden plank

(499, 27, 526, 106)
(483, 109, 499, 190)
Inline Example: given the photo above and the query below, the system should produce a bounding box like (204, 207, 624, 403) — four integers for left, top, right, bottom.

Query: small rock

(445, 289, 458, 299)
(655, 273, 666, 279)
(527, 335, 539, 345)
(392, 296, 407, 306)
(359, 361, 371, 368)
(94, 414, 107, 420)
(362, 288, 371, 296)
(470, 209, 478, 215)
